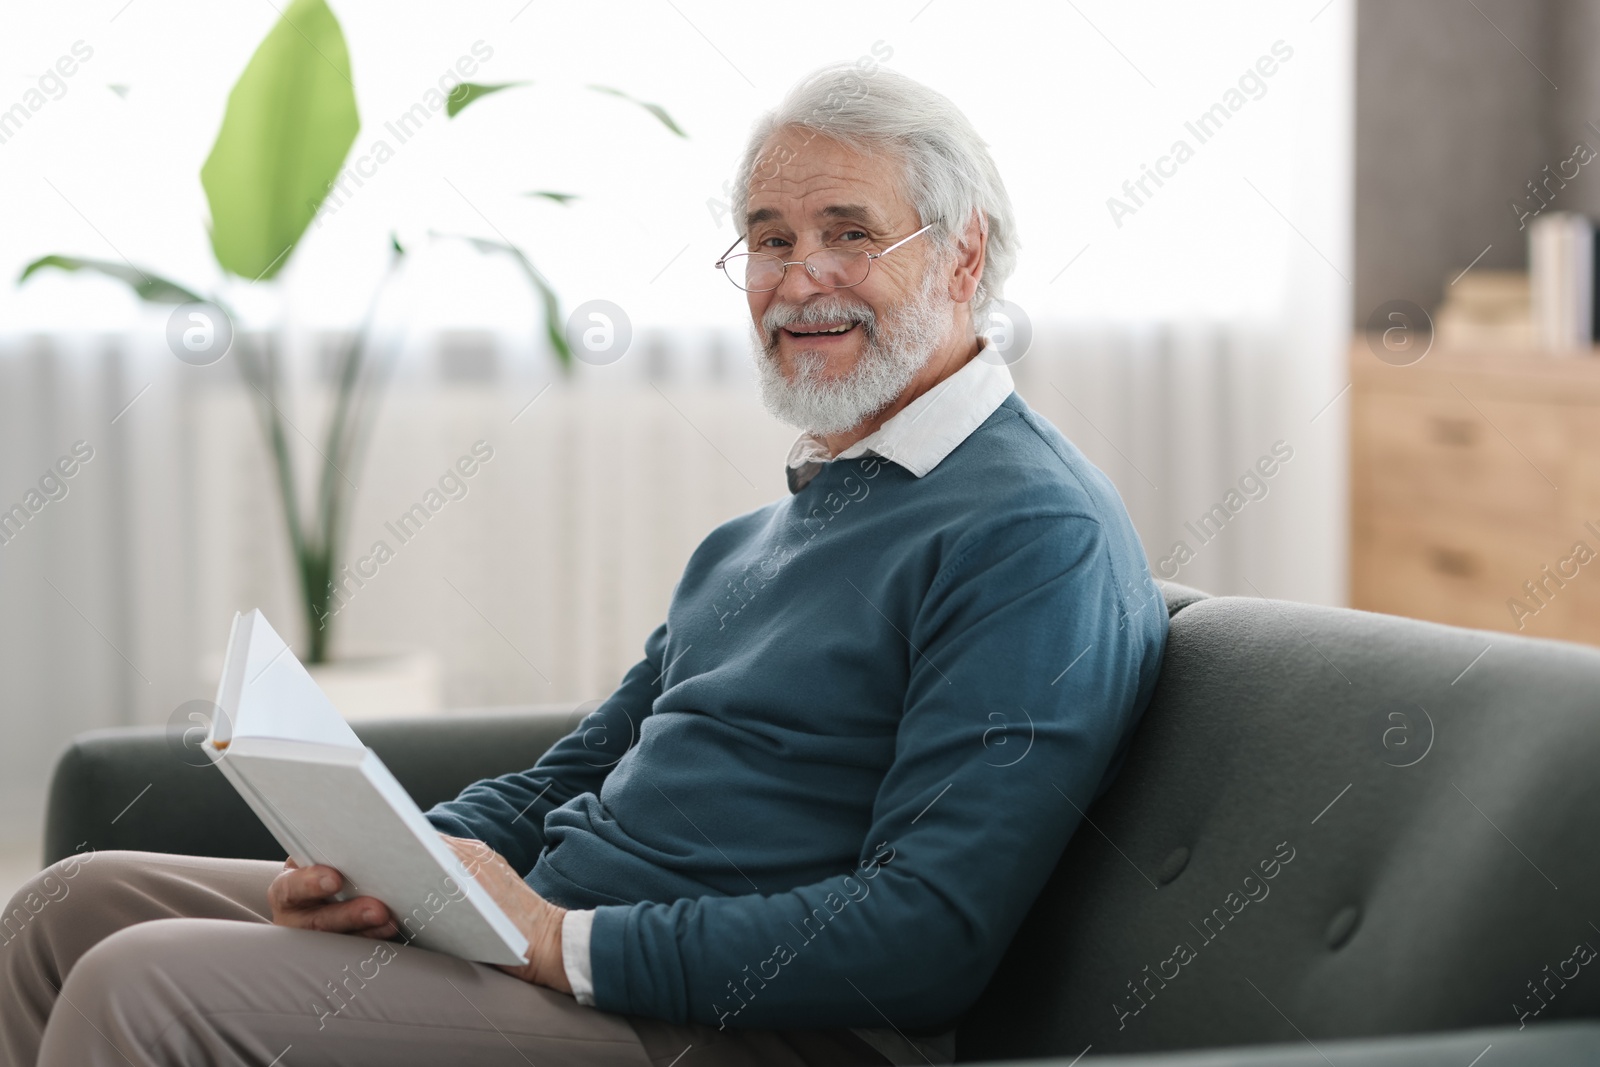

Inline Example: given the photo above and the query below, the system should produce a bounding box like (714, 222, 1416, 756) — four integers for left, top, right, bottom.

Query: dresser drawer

(1570, 578, 1600, 646)
(1351, 516, 1581, 638)
(1352, 392, 1569, 527)
(1569, 408, 1600, 532)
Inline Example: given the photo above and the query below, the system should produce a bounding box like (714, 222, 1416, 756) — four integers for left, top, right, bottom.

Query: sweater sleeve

(425, 620, 669, 876)
(586, 514, 1161, 1029)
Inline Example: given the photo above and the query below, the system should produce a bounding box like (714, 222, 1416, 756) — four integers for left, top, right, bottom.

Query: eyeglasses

(713, 222, 937, 293)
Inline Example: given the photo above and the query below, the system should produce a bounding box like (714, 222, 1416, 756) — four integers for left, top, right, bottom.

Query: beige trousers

(0, 851, 890, 1067)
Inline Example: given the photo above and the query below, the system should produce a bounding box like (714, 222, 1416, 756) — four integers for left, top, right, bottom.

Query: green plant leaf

(446, 81, 528, 118)
(450, 234, 573, 371)
(522, 191, 579, 205)
(199, 0, 359, 280)
(586, 84, 686, 138)
(18, 255, 203, 304)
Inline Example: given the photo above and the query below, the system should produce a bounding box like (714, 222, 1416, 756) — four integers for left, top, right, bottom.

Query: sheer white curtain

(0, 0, 1352, 855)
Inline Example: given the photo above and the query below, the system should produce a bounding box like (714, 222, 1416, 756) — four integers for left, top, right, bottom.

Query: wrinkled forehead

(744, 128, 908, 232)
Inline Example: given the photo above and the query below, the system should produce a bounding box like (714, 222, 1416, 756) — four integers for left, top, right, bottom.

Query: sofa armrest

(1155, 578, 1208, 617)
(42, 704, 585, 866)
(964, 1021, 1600, 1066)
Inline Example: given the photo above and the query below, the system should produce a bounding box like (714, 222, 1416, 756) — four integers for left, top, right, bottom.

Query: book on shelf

(1434, 270, 1533, 350)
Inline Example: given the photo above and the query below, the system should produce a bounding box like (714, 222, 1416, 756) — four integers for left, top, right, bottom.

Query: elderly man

(1, 63, 1166, 1067)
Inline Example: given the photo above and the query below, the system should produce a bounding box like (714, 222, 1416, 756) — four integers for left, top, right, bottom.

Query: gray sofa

(42, 583, 1600, 1064)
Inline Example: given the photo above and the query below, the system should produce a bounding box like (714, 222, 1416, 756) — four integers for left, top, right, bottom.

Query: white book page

(211, 609, 361, 750)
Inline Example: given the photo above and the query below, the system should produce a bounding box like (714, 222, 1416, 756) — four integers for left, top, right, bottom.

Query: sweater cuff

(562, 908, 596, 1006)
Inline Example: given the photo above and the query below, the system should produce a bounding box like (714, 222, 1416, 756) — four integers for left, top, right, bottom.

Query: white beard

(750, 266, 950, 437)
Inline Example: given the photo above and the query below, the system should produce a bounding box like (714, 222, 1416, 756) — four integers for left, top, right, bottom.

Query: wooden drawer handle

(1427, 546, 1478, 577)
(1429, 416, 1479, 447)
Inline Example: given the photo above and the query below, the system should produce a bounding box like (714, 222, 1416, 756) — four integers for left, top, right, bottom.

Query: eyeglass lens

(729, 248, 870, 292)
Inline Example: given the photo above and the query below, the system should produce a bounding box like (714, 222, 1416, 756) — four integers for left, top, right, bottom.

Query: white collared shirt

(784, 340, 1016, 493)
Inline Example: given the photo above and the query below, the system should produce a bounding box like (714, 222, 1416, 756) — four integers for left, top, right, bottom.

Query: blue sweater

(426, 390, 1168, 1030)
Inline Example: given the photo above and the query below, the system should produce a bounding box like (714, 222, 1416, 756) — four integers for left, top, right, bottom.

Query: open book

(207, 609, 529, 965)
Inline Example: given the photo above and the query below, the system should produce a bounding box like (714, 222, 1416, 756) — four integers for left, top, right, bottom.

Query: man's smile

(782, 321, 861, 340)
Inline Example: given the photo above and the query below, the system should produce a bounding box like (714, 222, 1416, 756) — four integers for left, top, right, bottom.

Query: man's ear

(947, 208, 987, 304)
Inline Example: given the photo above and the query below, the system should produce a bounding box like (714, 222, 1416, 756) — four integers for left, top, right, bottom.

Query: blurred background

(8, 0, 1579, 892)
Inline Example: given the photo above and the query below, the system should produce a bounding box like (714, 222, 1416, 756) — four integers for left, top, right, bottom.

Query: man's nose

(771, 248, 832, 303)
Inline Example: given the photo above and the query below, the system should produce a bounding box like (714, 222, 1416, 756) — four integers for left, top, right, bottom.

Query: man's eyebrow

(743, 203, 883, 230)
(820, 204, 879, 225)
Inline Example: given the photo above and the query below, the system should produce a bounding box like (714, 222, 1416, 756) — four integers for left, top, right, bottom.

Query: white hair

(731, 62, 1018, 329)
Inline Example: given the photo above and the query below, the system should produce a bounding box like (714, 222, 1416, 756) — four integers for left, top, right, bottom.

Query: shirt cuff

(561, 908, 596, 1006)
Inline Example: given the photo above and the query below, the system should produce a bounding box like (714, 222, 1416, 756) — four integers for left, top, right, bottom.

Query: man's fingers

(300, 896, 393, 934)
(267, 861, 395, 938)
(443, 835, 513, 887)
(443, 835, 493, 871)
(275, 864, 343, 907)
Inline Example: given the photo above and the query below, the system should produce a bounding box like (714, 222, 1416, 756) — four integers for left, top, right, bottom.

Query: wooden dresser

(1350, 336, 1600, 647)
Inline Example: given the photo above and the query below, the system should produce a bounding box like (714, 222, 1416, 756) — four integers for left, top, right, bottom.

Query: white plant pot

(305, 650, 443, 720)
(197, 646, 444, 721)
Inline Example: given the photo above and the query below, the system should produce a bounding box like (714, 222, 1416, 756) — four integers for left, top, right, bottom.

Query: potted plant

(19, 0, 682, 715)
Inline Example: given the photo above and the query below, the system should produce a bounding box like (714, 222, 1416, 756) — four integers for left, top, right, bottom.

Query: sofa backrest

(956, 594, 1600, 1058)
(42, 708, 585, 865)
(48, 586, 1213, 865)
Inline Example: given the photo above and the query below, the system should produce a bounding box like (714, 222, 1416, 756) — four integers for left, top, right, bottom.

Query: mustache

(761, 297, 877, 340)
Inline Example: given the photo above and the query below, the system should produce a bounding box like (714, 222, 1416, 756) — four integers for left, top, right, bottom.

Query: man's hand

(441, 834, 571, 994)
(268, 859, 399, 940)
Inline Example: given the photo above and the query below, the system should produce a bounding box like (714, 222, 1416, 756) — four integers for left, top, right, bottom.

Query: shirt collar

(784, 339, 1015, 494)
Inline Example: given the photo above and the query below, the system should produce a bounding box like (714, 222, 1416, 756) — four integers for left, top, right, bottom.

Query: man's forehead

(744, 202, 883, 230)
(744, 129, 907, 229)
